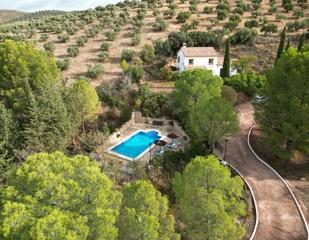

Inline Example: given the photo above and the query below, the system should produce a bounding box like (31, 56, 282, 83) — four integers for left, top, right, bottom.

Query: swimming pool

(109, 130, 162, 160)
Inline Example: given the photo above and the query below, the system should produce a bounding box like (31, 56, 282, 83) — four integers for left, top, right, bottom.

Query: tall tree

(67, 79, 100, 132)
(255, 47, 309, 167)
(118, 180, 180, 240)
(0, 103, 14, 178)
(285, 38, 291, 51)
(220, 38, 231, 78)
(170, 69, 223, 118)
(297, 33, 305, 52)
(173, 155, 246, 240)
(187, 97, 239, 149)
(0, 152, 121, 239)
(0, 40, 60, 112)
(275, 26, 286, 64)
(0, 40, 72, 159)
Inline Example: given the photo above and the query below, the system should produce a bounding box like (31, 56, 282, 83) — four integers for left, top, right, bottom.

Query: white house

(175, 44, 237, 76)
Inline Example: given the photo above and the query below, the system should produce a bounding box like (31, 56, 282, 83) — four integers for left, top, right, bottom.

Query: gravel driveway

(226, 101, 307, 240)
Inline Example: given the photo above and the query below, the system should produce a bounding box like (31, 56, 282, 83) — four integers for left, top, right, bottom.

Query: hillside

(0, 10, 26, 23)
(0, 0, 308, 86)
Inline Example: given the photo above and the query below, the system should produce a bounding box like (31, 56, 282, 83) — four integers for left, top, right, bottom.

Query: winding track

(226, 101, 308, 240)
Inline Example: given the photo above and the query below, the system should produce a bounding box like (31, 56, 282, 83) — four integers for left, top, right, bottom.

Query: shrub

(286, 20, 305, 32)
(222, 85, 238, 105)
(189, 4, 197, 13)
(233, 7, 245, 15)
(86, 64, 104, 79)
(293, 8, 304, 18)
(230, 28, 257, 45)
(268, 4, 277, 14)
(56, 58, 70, 71)
(98, 51, 109, 62)
(203, 6, 213, 13)
(140, 44, 155, 63)
(217, 9, 228, 20)
(100, 42, 109, 51)
(128, 64, 144, 83)
(153, 17, 168, 31)
(121, 49, 135, 62)
(76, 36, 88, 46)
(225, 73, 266, 96)
(244, 19, 259, 28)
(67, 45, 79, 57)
(106, 31, 117, 41)
(275, 13, 286, 21)
(165, 8, 176, 18)
(40, 34, 49, 42)
(176, 12, 191, 23)
(132, 33, 141, 46)
(261, 23, 278, 34)
(43, 42, 55, 54)
(57, 33, 70, 43)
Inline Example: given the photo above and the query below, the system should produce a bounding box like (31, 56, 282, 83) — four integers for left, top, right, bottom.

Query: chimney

(182, 43, 186, 48)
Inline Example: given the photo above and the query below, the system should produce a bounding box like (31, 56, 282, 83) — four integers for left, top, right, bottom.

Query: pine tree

(297, 33, 305, 52)
(220, 38, 231, 78)
(275, 26, 286, 64)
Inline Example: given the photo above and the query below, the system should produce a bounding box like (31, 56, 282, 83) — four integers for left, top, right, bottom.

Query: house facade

(175, 45, 236, 76)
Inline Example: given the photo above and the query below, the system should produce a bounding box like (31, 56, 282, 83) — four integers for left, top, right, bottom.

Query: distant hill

(0, 10, 66, 24)
(0, 10, 26, 23)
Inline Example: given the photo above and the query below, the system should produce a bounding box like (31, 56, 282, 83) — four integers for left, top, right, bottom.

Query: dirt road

(226, 101, 307, 240)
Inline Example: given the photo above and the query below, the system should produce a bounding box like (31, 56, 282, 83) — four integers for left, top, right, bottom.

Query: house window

(209, 58, 214, 65)
(177, 56, 180, 63)
(189, 59, 194, 65)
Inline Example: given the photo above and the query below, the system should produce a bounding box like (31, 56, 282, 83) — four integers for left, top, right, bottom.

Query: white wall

(176, 49, 237, 76)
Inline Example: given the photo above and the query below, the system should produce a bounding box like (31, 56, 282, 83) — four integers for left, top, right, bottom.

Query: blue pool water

(111, 130, 161, 159)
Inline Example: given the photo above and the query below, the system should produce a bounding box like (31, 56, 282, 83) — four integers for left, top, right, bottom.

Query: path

(226, 101, 307, 240)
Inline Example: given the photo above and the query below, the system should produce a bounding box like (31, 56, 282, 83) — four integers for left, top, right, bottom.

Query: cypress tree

(275, 26, 286, 64)
(297, 33, 305, 52)
(220, 38, 230, 78)
(285, 38, 290, 51)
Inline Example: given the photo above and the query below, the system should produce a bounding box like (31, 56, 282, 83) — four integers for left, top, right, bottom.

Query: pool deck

(105, 119, 188, 171)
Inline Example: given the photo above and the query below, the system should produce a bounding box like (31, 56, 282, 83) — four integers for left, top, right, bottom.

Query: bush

(121, 49, 135, 62)
(217, 9, 228, 20)
(286, 20, 305, 32)
(275, 13, 286, 21)
(128, 64, 144, 83)
(140, 44, 155, 63)
(176, 12, 191, 23)
(132, 33, 141, 46)
(261, 23, 278, 34)
(105, 31, 117, 41)
(230, 28, 257, 45)
(43, 42, 55, 54)
(40, 34, 49, 42)
(86, 64, 104, 79)
(153, 17, 167, 32)
(98, 51, 109, 62)
(56, 58, 70, 71)
(67, 45, 79, 57)
(57, 33, 70, 43)
(224, 73, 266, 96)
(293, 8, 304, 18)
(244, 19, 259, 28)
(222, 85, 238, 105)
(100, 42, 109, 51)
(76, 36, 88, 46)
(203, 6, 213, 13)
